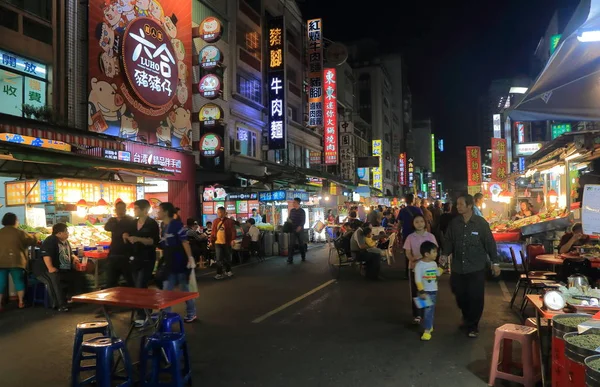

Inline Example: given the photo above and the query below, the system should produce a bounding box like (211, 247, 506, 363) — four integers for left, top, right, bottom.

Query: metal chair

(508, 247, 559, 311)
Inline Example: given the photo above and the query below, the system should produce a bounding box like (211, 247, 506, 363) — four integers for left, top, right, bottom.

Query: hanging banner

(267, 16, 286, 150)
(466, 146, 482, 187)
(491, 138, 508, 181)
(372, 139, 382, 191)
(307, 18, 323, 127)
(339, 121, 355, 182)
(87, 0, 192, 149)
(399, 152, 407, 186)
(323, 68, 337, 164)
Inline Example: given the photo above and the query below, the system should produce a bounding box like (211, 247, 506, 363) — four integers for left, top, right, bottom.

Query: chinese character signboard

(199, 103, 223, 127)
(309, 151, 321, 166)
(431, 179, 437, 198)
(0, 133, 71, 152)
(491, 138, 508, 181)
(372, 139, 382, 191)
(493, 114, 501, 138)
(399, 153, 407, 186)
(87, 0, 192, 149)
(267, 16, 286, 150)
(323, 68, 338, 164)
(199, 45, 223, 70)
(259, 190, 286, 202)
(0, 49, 48, 117)
(408, 157, 414, 187)
(307, 18, 323, 128)
(550, 34, 562, 55)
(551, 123, 571, 139)
(198, 17, 222, 43)
(466, 146, 482, 187)
(339, 121, 355, 182)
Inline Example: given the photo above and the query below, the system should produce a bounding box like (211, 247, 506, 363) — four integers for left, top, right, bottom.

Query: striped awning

(0, 123, 124, 150)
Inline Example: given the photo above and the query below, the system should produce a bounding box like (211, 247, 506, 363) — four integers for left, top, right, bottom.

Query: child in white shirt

(414, 240, 443, 341)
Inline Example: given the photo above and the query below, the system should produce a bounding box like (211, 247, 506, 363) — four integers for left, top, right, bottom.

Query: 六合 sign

(515, 142, 543, 156)
(198, 17, 223, 43)
(259, 190, 286, 202)
(0, 49, 47, 78)
(399, 153, 407, 186)
(198, 74, 221, 99)
(372, 139, 382, 191)
(122, 18, 177, 108)
(307, 18, 323, 127)
(267, 16, 286, 150)
(323, 68, 338, 164)
(199, 45, 223, 70)
(228, 193, 258, 200)
(0, 133, 71, 151)
(551, 123, 571, 139)
(199, 103, 223, 126)
(87, 0, 192, 149)
(466, 146, 482, 186)
(491, 138, 508, 181)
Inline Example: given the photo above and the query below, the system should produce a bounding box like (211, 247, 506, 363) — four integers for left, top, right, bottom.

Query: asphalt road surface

(0, 245, 520, 386)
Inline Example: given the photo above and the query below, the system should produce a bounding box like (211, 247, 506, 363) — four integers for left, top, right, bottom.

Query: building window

(237, 73, 262, 104)
(237, 20, 261, 60)
(236, 127, 258, 158)
(287, 67, 297, 85)
(383, 97, 389, 108)
(289, 105, 298, 122)
(0, 50, 47, 118)
(384, 115, 390, 126)
(385, 170, 391, 179)
(4, 0, 52, 21)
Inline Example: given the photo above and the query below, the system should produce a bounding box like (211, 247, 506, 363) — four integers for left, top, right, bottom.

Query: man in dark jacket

(441, 194, 500, 338)
(288, 197, 306, 264)
(104, 201, 135, 288)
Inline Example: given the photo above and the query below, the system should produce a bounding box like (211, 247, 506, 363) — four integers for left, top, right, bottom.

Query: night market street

(0, 245, 519, 387)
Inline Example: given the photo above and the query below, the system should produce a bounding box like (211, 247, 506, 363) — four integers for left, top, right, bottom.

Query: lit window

(237, 73, 262, 104)
(236, 127, 257, 158)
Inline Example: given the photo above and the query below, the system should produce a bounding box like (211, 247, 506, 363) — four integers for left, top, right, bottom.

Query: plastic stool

(72, 321, 110, 373)
(488, 324, 541, 387)
(30, 280, 51, 308)
(525, 317, 549, 329)
(140, 332, 192, 386)
(150, 312, 184, 333)
(72, 336, 133, 387)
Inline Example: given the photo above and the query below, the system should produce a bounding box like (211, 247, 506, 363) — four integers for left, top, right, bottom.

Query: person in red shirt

(210, 207, 237, 280)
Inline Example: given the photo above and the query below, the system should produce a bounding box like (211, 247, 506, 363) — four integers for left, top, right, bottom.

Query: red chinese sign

(398, 152, 407, 186)
(491, 138, 508, 181)
(466, 146, 482, 186)
(323, 68, 338, 164)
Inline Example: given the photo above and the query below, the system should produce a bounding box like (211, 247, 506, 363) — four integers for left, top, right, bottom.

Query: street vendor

(558, 223, 591, 254)
(513, 200, 536, 220)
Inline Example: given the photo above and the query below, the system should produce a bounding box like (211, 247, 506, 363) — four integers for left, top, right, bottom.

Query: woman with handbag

(157, 202, 197, 323)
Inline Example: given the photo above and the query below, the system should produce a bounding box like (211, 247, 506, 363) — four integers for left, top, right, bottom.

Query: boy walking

(414, 241, 443, 341)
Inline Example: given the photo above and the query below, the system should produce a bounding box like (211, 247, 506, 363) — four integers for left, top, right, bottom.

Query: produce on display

(256, 224, 275, 231)
(66, 223, 111, 246)
(488, 208, 568, 232)
(588, 358, 600, 372)
(18, 224, 50, 241)
(556, 316, 591, 328)
(565, 333, 600, 350)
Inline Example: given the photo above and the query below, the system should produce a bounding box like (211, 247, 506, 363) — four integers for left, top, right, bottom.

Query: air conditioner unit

(240, 178, 248, 187)
(233, 139, 242, 154)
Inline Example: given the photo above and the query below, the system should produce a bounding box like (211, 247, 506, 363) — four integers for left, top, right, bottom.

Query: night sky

(300, 0, 575, 190)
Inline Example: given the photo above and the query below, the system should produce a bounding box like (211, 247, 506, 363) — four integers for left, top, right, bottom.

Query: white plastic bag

(188, 268, 198, 293)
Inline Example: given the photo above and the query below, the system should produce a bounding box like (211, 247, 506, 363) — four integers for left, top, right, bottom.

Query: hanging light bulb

(76, 199, 87, 207)
(547, 189, 559, 204)
(97, 198, 108, 207)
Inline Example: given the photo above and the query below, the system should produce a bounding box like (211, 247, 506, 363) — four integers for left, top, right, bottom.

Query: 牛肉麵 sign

(87, 0, 192, 150)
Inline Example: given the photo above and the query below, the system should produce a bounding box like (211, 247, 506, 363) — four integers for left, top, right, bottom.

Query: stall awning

(510, 0, 600, 121)
(0, 113, 124, 150)
(0, 141, 170, 179)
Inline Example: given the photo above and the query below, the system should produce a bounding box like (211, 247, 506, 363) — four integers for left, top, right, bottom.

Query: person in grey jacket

(440, 194, 500, 338)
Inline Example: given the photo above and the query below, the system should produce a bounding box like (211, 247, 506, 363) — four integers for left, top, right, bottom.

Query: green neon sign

(550, 34, 562, 55)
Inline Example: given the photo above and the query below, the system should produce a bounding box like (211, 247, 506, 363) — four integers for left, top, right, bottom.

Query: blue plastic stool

(150, 312, 185, 333)
(72, 321, 110, 373)
(29, 280, 51, 308)
(140, 332, 192, 386)
(72, 336, 133, 387)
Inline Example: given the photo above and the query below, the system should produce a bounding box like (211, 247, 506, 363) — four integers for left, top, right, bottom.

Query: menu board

(202, 202, 214, 215)
(236, 200, 248, 214)
(248, 200, 260, 213)
(583, 184, 600, 235)
(225, 201, 236, 214)
(5, 179, 136, 206)
(213, 202, 225, 213)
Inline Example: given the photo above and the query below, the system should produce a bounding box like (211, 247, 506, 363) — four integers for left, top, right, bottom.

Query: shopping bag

(188, 268, 198, 294)
(413, 295, 433, 309)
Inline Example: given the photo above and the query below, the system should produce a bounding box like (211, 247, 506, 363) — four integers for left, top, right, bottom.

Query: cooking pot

(568, 274, 590, 289)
